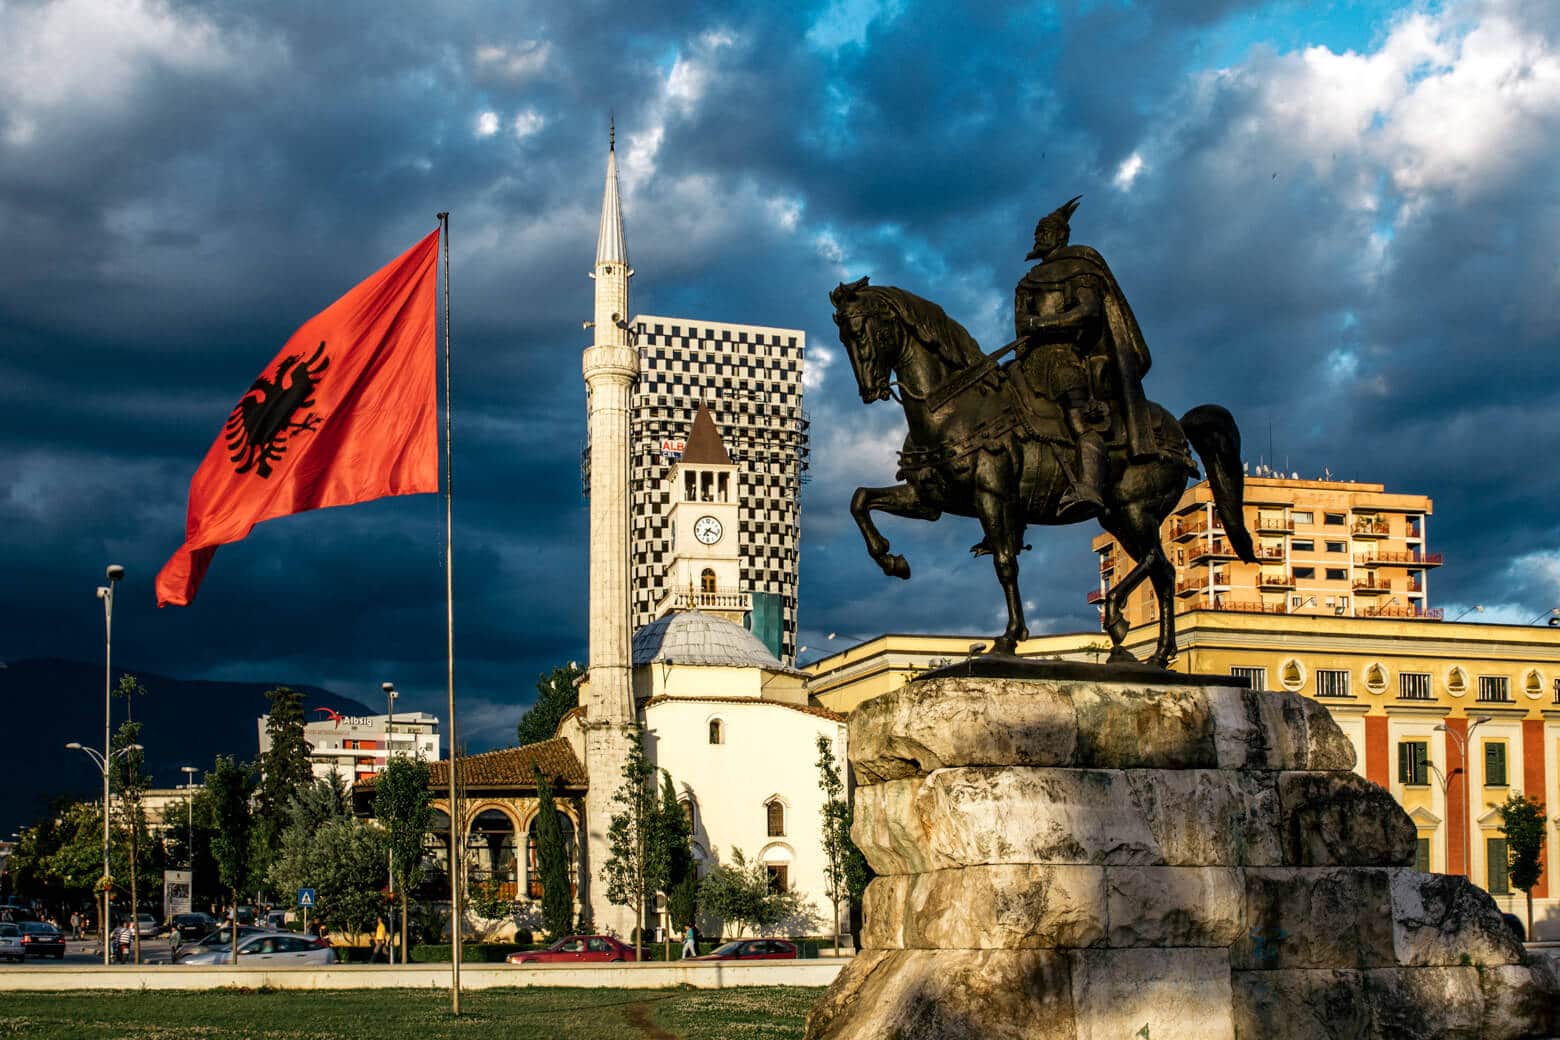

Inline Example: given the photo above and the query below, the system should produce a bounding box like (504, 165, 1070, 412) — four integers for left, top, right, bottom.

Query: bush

(512, 929, 532, 946)
(409, 943, 530, 964)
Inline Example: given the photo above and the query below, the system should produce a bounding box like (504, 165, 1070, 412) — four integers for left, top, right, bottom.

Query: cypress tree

(533, 767, 573, 940)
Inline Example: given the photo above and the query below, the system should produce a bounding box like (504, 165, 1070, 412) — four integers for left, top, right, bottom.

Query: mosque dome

(632, 610, 789, 670)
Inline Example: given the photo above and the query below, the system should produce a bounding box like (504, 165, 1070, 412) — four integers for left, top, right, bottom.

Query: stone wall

(806, 676, 1560, 1040)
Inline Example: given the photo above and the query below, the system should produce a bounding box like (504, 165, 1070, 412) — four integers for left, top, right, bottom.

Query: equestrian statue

(832, 196, 1255, 667)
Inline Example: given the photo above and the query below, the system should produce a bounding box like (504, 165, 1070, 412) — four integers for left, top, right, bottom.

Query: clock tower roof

(682, 402, 733, 466)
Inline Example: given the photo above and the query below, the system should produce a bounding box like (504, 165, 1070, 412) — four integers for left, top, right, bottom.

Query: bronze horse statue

(830, 277, 1254, 666)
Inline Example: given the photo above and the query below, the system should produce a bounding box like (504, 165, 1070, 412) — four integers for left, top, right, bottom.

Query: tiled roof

(632, 610, 792, 670)
(640, 695, 845, 723)
(358, 738, 586, 791)
(681, 402, 733, 466)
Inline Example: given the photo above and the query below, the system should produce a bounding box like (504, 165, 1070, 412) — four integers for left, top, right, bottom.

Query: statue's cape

(1019, 245, 1150, 376)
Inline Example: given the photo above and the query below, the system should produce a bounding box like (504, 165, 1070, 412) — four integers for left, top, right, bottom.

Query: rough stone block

(1125, 768, 1283, 866)
(1105, 866, 1245, 947)
(1069, 684, 1216, 768)
(862, 866, 1107, 950)
(1070, 948, 1234, 1040)
(802, 949, 1078, 1040)
(1277, 771, 1417, 866)
(1236, 868, 1394, 970)
(1232, 968, 1372, 1040)
(1364, 966, 1483, 1039)
(851, 778, 937, 875)
(1388, 869, 1523, 967)
(1207, 688, 1356, 772)
(1479, 963, 1559, 1040)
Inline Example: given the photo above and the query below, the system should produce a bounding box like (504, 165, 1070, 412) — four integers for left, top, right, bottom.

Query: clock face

(694, 516, 723, 545)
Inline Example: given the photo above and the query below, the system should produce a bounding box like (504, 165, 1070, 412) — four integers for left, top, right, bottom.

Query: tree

(374, 756, 434, 964)
(697, 848, 807, 938)
(517, 663, 584, 747)
(110, 674, 153, 963)
(602, 731, 667, 959)
(1497, 793, 1548, 936)
(533, 767, 574, 940)
(657, 772, 697, 932)
(207, 755, 256, 964)
(815, 735, 851, 952)
(255, 687, 314, 891)
(270, 814, 387, 938)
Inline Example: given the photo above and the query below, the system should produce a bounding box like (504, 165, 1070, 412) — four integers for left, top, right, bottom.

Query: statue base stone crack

(805, 676, 1560, 1040)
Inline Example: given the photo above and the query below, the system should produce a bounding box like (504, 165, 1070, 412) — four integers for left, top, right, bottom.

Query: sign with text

(164, 870, 192, 920)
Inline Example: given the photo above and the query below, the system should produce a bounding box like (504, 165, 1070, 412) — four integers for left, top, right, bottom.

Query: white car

(0, 922, 24, 963)
(180, 930, 336, 966)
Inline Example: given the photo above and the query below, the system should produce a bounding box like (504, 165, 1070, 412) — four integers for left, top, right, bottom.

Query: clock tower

(657, 402, 747, 623)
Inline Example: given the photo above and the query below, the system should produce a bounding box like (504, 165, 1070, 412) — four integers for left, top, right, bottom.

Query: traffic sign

(298, 887, 316, 908)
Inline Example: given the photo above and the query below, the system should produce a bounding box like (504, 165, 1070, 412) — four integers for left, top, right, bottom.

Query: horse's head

(830, 276, 900, 403)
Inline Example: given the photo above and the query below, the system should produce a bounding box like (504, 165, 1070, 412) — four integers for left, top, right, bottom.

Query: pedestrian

(70, 911, 81, 940)
(372, 917, 389, 963)
(681, 921, 698, 959)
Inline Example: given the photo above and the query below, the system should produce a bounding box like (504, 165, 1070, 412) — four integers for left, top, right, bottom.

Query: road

(2, 935, 183, 967)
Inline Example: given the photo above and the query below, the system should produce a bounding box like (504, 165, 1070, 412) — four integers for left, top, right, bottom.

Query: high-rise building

(1090, 475, 1441, 628)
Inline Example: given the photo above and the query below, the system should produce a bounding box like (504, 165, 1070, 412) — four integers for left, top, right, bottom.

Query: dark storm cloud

(4, 0, 1558, 754)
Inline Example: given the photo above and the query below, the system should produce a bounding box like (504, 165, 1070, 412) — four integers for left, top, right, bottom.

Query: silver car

(180, 930, 336, 966)
(0, 922, 24, 963)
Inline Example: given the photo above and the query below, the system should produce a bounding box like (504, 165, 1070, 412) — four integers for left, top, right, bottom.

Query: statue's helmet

(1027, 195, 1082, 260)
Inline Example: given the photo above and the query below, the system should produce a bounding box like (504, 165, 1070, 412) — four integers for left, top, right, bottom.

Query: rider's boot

(1058, 431, 1108, 522)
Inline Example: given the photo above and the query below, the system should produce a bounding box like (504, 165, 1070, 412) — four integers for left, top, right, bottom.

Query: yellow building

(1091, 476, 1441, 628)
(805, 616, 1560, 939)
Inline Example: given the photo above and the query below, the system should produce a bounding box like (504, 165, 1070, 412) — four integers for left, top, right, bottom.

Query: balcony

(1253, 545, 1285, 562)
(1182, 596, 1287, 616)
(1257, 570, 1295, 589)
(1255, 517, 1294, 534)
(1170, 516, 1221, 541)
(1099, 553, 1116, 573)
(1353, 577, 1391, 594)
(1087, 589, 1105, 605)
(1360, 604, 1444, 620)
(1355, 550, 1444, 568)
(1188, 540, 1240, 563)
(1175, 577, 1207, 597)
(655, 587, 752, 615)
(1352, 517, 1391, 538)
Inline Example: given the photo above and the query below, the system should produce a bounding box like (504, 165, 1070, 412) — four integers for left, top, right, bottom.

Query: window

(1325, 568, 1348, 581)
(1294, 566, 1316, 580)
(708, 719, 724, 745)
(1477, 676, 1511, 703)
(587, 938, 613, 953)
(1484, 742, 1508, 786)
(1316, 669, 1351, 698)
(1397, 740, 1430, 785)
(765, 865, 789, 893)
(1487, 838, 1510, 895)
(1292, 511, 1314, 525)
(766, 799, 785, 837)
(1399, 672, 1432, 700)
(1415, 838, 1431, 873)
(700, 568, 717, 594)
(1324, 512, 1346, 526)
(1292, 539, 1315, 552)
(1325, 540, 1346, 554)
(1230, 666, 1267, 691)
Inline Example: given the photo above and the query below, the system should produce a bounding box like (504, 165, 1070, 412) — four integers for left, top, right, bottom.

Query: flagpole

(437, 211, 462, 1016)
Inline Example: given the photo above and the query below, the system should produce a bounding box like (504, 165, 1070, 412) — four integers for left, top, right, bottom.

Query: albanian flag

(156, 229, 441, 607)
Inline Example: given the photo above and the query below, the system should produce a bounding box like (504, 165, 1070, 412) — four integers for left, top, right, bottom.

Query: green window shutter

(1411, 742, 1429, 785)
(1398, 742, 1412, 783)
(1415, 838, 1431, 873)
(1485, 743, 1507, 786)
(1488, 838, 1510, 895)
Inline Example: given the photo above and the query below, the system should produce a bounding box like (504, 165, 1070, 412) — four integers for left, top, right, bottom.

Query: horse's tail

(1180, 404, 1256, 563)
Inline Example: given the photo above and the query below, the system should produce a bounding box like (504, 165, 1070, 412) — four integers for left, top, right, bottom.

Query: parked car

(18, 921, 66, 959)
(689, 939, 798, 961)
(170, 912, 219, 942)
(180, 930, 335, 966)
(0, 922, 25, 962)
(0, 904, 37, 924)
(122, 912, 163, 938)
(506, 935, 639, 964)
(173, 924, 264, 962)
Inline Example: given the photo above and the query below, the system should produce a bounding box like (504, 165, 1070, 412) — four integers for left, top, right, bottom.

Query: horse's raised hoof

(879, 553, 911, 580)
(969, 539, 991, 558)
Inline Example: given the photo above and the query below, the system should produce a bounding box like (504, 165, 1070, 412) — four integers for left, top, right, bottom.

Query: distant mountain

(0, 658, 374, 834)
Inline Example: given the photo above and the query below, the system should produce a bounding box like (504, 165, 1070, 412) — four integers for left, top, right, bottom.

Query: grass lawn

(0, 986, 822, 1039)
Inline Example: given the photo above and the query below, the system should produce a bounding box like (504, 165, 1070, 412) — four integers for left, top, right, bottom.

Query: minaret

(581, 122, 638, 934)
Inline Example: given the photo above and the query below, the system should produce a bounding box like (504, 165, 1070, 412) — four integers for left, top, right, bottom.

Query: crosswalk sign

(298, 887, 316, 908)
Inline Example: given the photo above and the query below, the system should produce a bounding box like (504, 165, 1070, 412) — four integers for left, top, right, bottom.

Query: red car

(506, 934, 639, 964)
(690, 939, 798, 961)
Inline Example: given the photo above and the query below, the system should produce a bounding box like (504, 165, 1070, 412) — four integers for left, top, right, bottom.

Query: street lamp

(382, 682, 399, 765)
(93, 563, 124, 965)
(1452, 605, 1485, 623)
(1433, 716, 1493, 882)
(66, 738, 141, 965)
(180, 766, 198, 910)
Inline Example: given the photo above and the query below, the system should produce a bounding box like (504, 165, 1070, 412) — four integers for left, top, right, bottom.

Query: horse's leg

(1102, 493, 1179, 665)
(973, 483, 1028, 654)
(1100, 546, 1156, 663)
(850, 484, 940, 580)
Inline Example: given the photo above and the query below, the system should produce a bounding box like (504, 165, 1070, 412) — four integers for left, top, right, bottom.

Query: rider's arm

(1021, 283, 1101, 335)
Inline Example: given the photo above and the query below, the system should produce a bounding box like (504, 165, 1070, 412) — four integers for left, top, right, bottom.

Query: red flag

(157, 230, 441, 607)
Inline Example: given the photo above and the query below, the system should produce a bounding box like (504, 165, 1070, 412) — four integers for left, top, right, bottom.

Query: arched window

(700, 568, 717, 595)
(467, 808, 518, 899)
(708, 718, 724, 745)
(766, 799, 785, 837)
(680, 798, 695, 832)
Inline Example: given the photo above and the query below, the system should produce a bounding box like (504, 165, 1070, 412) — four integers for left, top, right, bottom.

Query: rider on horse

(1013, 196, 1156, 521)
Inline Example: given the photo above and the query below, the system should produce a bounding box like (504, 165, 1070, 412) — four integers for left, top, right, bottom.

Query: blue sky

(3, 0, 1558, 753)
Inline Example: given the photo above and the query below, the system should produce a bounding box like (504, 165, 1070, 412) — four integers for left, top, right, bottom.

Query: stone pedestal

(805, 676, 1560, 1040)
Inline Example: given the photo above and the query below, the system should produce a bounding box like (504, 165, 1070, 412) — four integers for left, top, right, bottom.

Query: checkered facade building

(624, 314, 809, 662)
